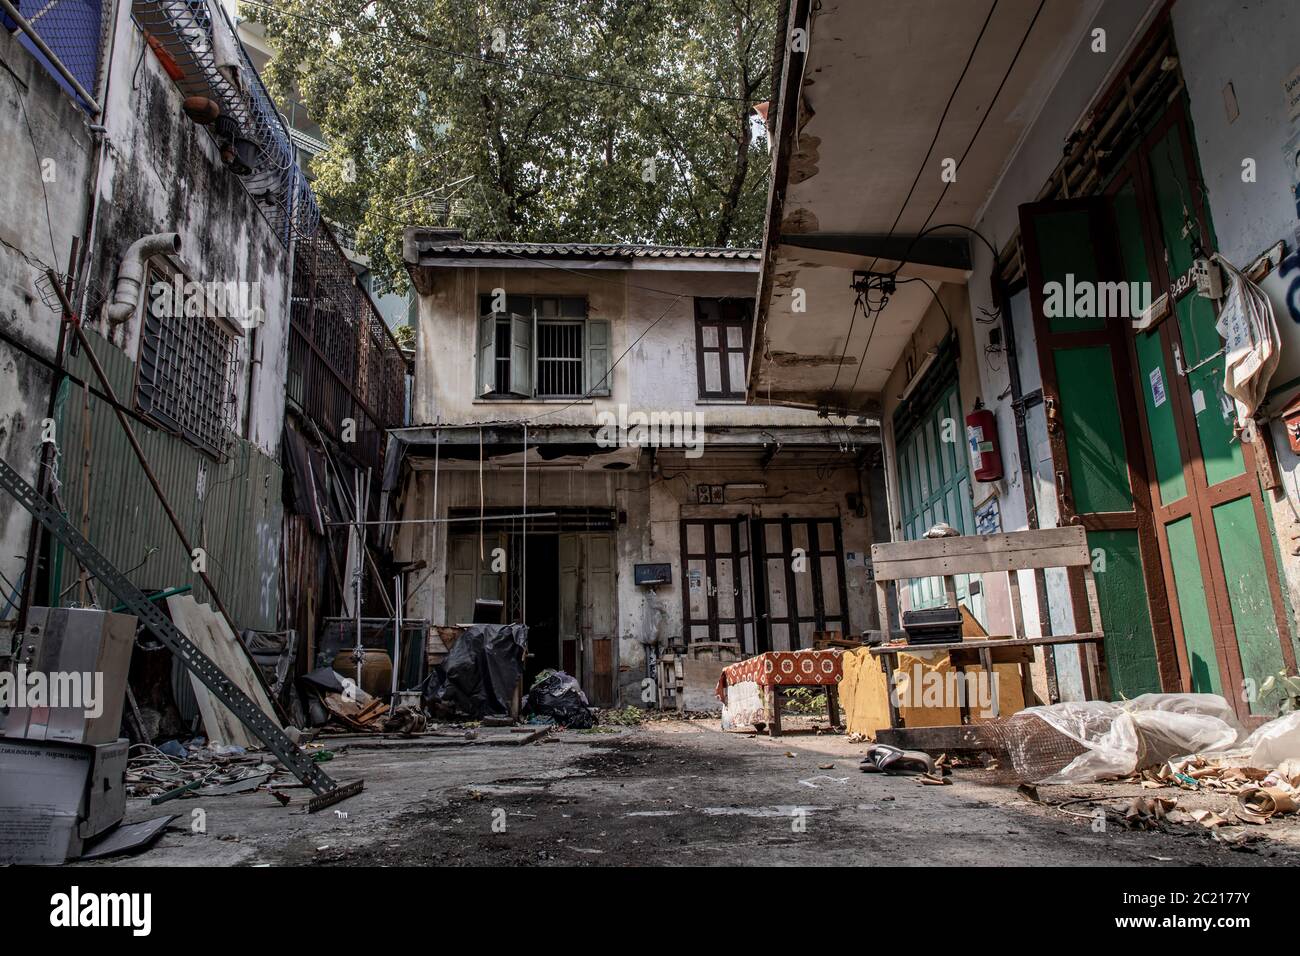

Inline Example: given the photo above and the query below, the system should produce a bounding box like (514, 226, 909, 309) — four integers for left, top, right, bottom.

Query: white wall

(411, 263, 842, 429)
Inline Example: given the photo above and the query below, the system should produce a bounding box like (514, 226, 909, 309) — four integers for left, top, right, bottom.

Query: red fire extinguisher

(965, 399, 1003, 482)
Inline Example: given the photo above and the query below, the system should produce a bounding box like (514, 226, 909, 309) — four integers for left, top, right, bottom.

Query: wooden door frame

(679, 516, 754, 651)
(1019, 196, 1180, 697)
(1116, 99, 1295, 711)
(750, 515, 850, 650)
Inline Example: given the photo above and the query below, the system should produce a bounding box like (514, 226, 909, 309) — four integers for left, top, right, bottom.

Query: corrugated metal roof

(405, 232, 760, 263)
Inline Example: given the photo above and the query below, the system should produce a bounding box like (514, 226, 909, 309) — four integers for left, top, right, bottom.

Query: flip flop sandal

(860, 743, 935, 776)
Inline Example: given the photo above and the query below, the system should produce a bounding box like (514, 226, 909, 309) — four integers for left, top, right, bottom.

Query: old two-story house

(752, 0, 1300, 722)
(390, 229, 889, 707)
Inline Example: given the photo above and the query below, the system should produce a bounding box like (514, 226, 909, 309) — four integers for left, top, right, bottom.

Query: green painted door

(1108, 103, 1295, 716)
(894, 380, 984, 626)
(1019, 198, 1168, 700)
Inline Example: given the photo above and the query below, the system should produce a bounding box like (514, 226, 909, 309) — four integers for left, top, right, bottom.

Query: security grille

(136, 270, 237, 458)
(536, 320, 583, 397)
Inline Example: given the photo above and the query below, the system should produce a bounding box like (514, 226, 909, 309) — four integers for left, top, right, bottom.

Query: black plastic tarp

(421, 624, 528, 719)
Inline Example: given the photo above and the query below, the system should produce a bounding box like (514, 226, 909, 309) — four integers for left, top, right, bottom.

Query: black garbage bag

(421, 624, 528, 720)
(524, 670, 595, 729)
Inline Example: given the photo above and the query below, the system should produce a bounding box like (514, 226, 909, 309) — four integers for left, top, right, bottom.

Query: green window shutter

(510, 312, 533, 397)
(585, 318, 611, 396)
(477, 315, 495, 397)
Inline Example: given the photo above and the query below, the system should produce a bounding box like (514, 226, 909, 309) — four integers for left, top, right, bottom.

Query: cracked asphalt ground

(83, 721, 1300, 867)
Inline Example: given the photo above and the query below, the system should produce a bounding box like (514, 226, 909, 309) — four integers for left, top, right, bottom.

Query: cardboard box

(3, 607, 135, 745)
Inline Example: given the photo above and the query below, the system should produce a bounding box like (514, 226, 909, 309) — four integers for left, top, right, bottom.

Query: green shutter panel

(585, 318, 611, 396)
(509, 312, 533, 396)
(477, 315, 495, 397)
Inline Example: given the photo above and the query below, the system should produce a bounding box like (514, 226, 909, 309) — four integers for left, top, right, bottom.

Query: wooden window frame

(694, 297, 753, 400)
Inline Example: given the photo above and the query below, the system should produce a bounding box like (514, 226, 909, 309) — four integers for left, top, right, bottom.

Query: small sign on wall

(695, 484, 725, 504)
(974, 493, 1001, 536)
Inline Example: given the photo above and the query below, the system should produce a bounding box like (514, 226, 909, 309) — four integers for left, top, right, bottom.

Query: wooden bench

(869, 526, 1110, 752)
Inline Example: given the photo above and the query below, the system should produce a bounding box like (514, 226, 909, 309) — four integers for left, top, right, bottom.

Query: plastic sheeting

(1021, 694, 1247, 784)
(420, 624, 528, 720)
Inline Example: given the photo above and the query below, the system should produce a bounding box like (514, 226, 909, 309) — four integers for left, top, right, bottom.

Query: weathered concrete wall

(411, 263, 836, 429)
(0, 26, 98, 617)
(85, 12, 291, 456)
(0, 5, 293, 630)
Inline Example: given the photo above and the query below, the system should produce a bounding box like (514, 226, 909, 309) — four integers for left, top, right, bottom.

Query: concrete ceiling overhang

(751, 0, 1101, 412)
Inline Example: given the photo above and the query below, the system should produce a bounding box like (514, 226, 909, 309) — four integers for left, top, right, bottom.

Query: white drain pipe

(105, 232, 181, 323)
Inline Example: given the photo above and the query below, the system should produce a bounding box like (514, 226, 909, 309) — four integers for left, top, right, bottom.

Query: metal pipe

(323, 512, 557, 527)
(0, 0, 102, 114)
(390, 575, 401, 712)
(104, 232, 181, 324)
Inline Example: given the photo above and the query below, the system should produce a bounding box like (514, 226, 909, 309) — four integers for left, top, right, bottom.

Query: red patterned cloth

(715, 650, 843, 702)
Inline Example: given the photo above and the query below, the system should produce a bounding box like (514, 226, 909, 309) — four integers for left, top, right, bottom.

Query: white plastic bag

(1021, 694, 1245, 784)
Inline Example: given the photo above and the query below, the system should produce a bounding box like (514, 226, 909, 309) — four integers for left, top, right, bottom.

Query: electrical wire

(862, 0, 999, 278)
(895, 0, 1047, 270)
(2, 57, 61, 274)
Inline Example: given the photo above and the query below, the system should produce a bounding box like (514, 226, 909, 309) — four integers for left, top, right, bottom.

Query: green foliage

(599, 705, 646, 726)
(782, 687, 826, 715)
(245, 0, 778, 293)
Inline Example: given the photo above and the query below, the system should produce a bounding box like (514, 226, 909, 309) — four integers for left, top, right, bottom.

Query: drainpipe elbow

(105, 232, 182, 324)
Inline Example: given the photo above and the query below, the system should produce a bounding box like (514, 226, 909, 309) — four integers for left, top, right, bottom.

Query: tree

(246, 0, 777, 292)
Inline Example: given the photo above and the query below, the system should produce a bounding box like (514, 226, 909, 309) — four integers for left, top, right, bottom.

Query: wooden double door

(1019, 98, 1296, 718)
(680, 516, 849, 653)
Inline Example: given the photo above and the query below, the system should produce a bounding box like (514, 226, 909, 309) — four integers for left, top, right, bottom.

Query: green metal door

(1019, 198, 1170, 700)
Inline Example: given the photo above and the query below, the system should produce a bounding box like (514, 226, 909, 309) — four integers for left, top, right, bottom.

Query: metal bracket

(0, 453, 356, 802)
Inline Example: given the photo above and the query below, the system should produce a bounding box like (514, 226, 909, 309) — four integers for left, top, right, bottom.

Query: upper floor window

(695, 298, 753, 400)
(477, 295, 610, 400)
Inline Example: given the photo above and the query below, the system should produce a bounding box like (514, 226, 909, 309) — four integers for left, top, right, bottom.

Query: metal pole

(390, 575, 401, 712)
(323, 512, 556, 528)
(0, 0, 102, 114)
(352, 470, 364, 698)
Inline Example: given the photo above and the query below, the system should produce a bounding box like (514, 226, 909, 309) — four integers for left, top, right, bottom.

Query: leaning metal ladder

(0, 453, 361, 809)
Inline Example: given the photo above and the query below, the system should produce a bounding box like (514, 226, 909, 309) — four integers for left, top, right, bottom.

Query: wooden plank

(168, 595, 281, 750)
(870, 527, 1087, 562)
(872, 544, 1092, 580)
(869, 633, 1102, 655)
(874, 725, 990, 754)
(947, 646, 1035, 667)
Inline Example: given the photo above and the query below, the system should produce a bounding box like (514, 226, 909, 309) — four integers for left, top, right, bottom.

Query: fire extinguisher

(965, 399, 1003, 482)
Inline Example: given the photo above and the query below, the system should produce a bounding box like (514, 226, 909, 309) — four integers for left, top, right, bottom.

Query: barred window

(476, 294, 609, 400)
(136, 268, 239, 458)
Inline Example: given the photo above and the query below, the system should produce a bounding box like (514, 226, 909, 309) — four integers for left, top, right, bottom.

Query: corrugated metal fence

(50, 331, 282, 630)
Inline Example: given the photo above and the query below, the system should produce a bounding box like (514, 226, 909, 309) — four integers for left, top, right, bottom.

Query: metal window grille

(287, 226, 407, 471)
(536, 320, 583, 397)
(493, 319, 510, 394)
(136, 270, 237, 459)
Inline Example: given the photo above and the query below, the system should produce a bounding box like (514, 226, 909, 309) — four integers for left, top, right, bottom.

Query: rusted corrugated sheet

(49, 331, 282, 631)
